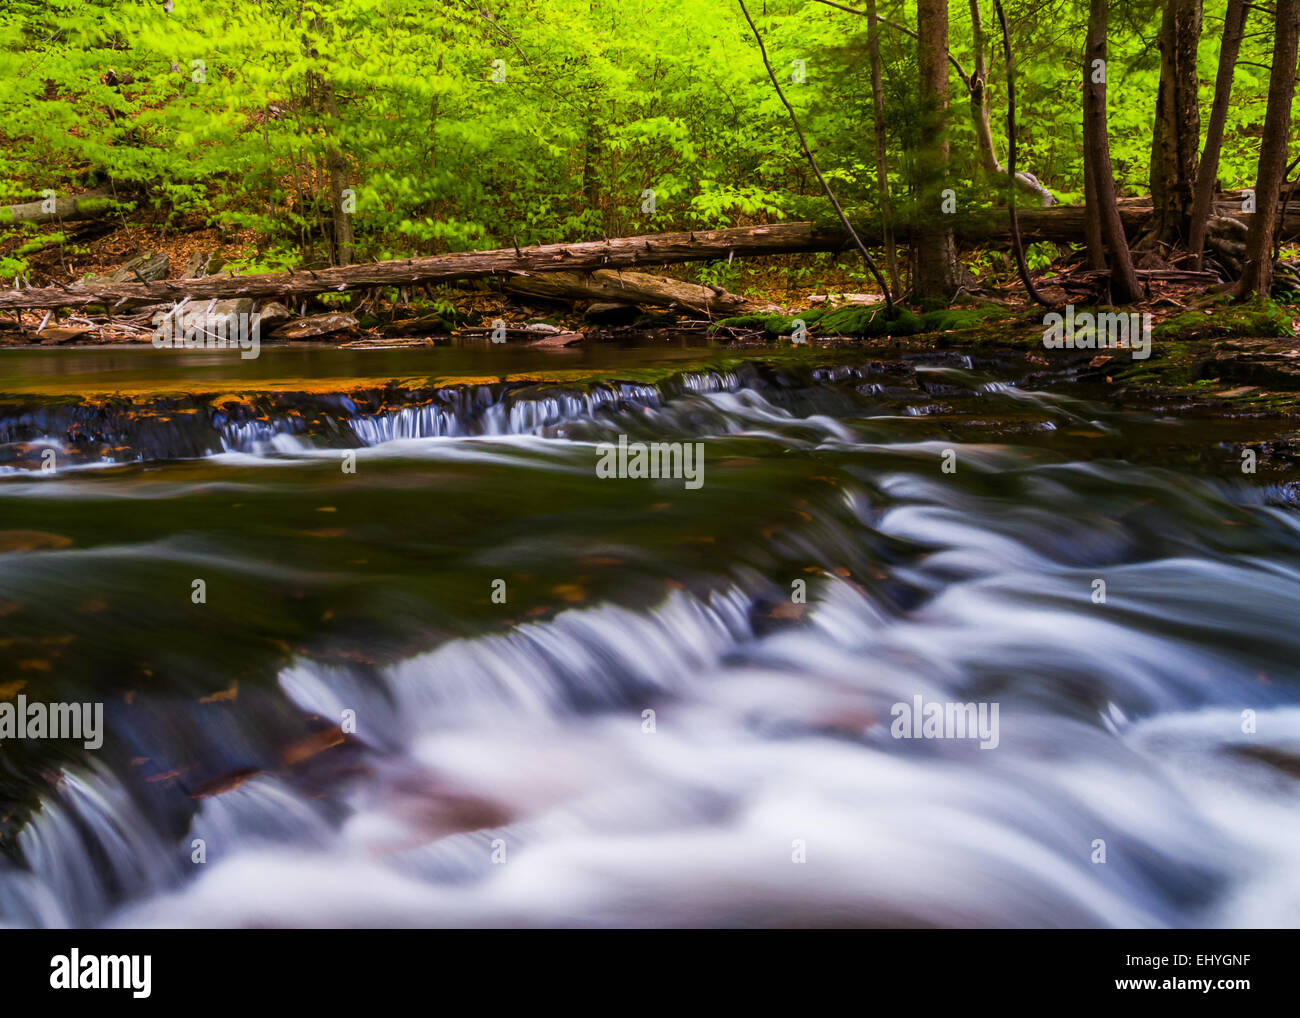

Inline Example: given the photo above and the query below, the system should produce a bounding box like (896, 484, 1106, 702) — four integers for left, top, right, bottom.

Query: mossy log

(0, 189, 115, 226)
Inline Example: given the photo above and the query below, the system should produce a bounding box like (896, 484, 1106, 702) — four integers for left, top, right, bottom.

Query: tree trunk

(1189, 0, 1250, 268)
(309, 18, 353, 267)
(1236, 0, 1300, 297)
(1081, 141, 1107, 269)
(318, 79, 354, 267)
(865, 0, 901, 294)
(868, 8, 1053, 208)
(582, 111, 602, 228)
(914, 0, 961, 300)
(1083, 0, 1142, 302)
(1145, 0, 1203, 250)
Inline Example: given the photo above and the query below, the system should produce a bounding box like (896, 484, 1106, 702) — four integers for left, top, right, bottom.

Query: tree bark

(1189, 0, 1250, 268)
(1145, 0, 1203, 249)
(914, 0, 961, 299)
(865, 0, 901, 293)
(317, 79, 354, 267)
(1081, 140, 1107, 269)
(1083, 0, 1142, 302)
(1236, 0, 1300, 297)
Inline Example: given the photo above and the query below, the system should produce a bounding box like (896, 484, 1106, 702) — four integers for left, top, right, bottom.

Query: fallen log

(490, 268, 776, 316)
(0, 188, 116, 226)
(5, 197, 1300, 312)
(0, 222, 848, 311)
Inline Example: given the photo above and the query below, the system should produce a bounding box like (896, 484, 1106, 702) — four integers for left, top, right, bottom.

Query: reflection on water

(1, 345, 1299, 928)
(0, 339, 720, 393)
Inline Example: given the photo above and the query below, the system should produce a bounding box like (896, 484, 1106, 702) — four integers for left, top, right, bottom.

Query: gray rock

(258, 301, 293, 325)
(208, 298, 255, 318)
(168, 297, 258, 348)
(93, 251, 169, 284)
(182, 251, 212, 278)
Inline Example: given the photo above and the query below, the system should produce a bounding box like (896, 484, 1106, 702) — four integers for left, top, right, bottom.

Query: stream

(1, 341, 1299, 928)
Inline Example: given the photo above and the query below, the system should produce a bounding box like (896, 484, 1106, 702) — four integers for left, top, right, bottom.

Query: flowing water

(1, 341, 1299, 928)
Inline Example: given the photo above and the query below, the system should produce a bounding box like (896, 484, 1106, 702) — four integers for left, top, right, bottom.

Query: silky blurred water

(1, 346, 1298, 928)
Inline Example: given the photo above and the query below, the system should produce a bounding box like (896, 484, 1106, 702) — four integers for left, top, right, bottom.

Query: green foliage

(0, 0, 1284, 271)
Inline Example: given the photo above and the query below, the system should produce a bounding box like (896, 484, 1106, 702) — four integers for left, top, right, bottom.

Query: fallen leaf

(0, 531, 73, 553)
(282, 728, 345, 766)
(188, 767, 260, 799)
(199, 681, 239, 703)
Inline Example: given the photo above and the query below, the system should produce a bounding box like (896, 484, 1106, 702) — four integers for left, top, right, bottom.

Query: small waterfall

(349, 402, 463, 443)
(1, 767, 184, 927)
(2, 367, 755, 468)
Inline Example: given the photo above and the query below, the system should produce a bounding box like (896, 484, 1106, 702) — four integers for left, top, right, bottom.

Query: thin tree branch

(737, 0, 894, 309)
(994, 0, 1051, 306)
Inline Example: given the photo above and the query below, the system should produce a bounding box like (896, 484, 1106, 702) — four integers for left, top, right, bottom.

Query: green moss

(1154, 297, 1293, 341)
(919, 306, 1010, 331)
(816, 305, 893, 335)
(73, 197, 115, 217)
(717, 302, 1014, 340)
(714, 309, 825, 336)
(818, 302, 1011, 338)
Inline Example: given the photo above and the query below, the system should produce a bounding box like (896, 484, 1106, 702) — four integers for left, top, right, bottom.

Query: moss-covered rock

(715, 302, 1014, 340)
(1153, 296, 1294, 342)
(713, 310, 825, 336)
(818, 303, 1012, 338)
